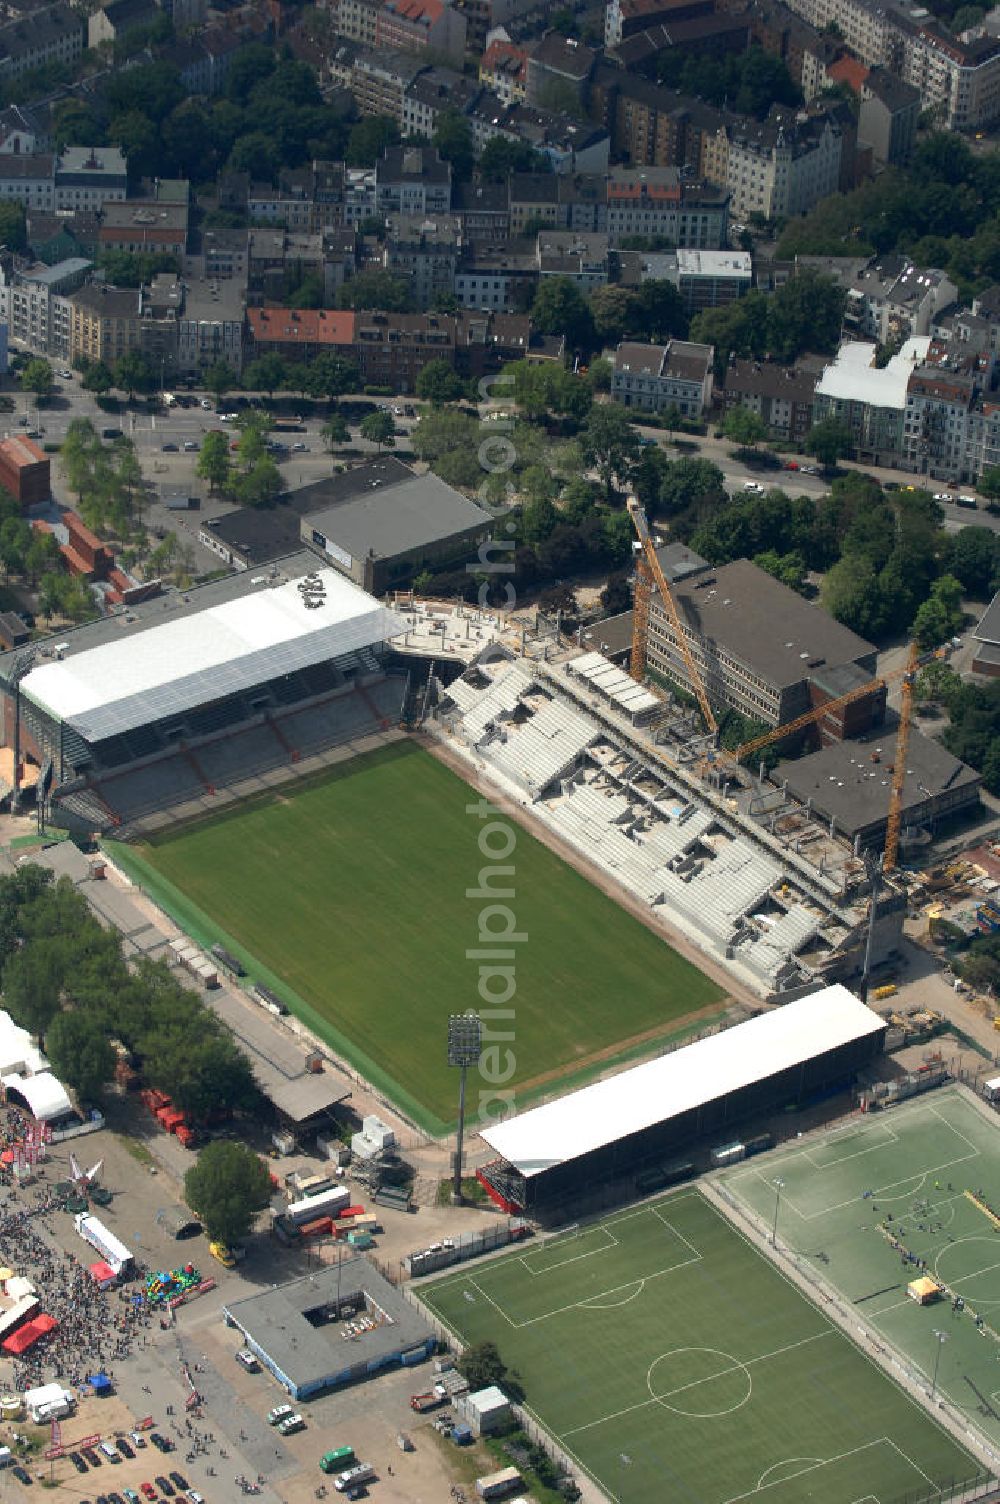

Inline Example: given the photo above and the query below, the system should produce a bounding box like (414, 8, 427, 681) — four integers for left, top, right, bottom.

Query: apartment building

(605, 167, 730, 248)
(782, 0, 1000, 127)
(98, 200, 189, 256)
(375, 0, 467, 63)
(452, 179, 510, 243)
(68, 283, 144, 365)
(813, 337, 930, 467)
(0, 155, 53, 210)
(644, 248, 752, 311)
(176, 277, 246, 375)
(843, 257, 958, 345)
(0, 255, 90, 359)
(0, 4, 84, 80)
(589, 65, 726, 172)
(525, 33, 596, 109)
(375, 146, 451, 216)
(0, 105, 50, 156)
(508, 172, 606, 233)
(245, 308, 355, 363)
(382, 215, 462, 309)
(453, 243, 536, 312)
(612, 338, 714, 416)
(335, 0, 380, 45)
(858, 67, 920, 163)
(719, 108, 842, 220)
(354, 308, 531, 389)
(478, 38, 529, 103)
(54, 147, 127, 212)
(247, 170, 315, 232)
(402, 67, 481, 139)
(605, 0, 712, 48)
(720, 356, 817, 441)
(536, 229, 610, 290)
(351, 50, 425, 122)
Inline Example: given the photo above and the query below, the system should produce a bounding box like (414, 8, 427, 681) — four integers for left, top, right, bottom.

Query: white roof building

(21, 566, 402, 744)
(815, 337, 931, 410)
(480, 985, 884, 1178)
(0, 1010, 73, 1122)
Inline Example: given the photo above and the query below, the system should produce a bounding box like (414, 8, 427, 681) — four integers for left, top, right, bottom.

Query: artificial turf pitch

(108, 741, 724, 1134)
(719, 1085, 1000, 1453)
(421, 1191, 982, 1504)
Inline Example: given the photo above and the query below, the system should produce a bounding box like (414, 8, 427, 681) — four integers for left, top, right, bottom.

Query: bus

(319, 1448, 355, 1474)
(272, 417, 305, 432)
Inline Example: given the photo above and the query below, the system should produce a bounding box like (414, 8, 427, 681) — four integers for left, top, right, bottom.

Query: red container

(337, 1205, 366, 1220)
(299, 1216, 333, 1239)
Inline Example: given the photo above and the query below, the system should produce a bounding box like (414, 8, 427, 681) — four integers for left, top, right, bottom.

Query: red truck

(410, 1392, 445, 1413)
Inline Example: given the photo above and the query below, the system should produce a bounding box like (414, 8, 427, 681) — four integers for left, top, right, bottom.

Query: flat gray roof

(671, 559, 876, 690)
(224, 1260, 432, 1388)
(297, 462, 491, 562)
(775, 726, 981, 839)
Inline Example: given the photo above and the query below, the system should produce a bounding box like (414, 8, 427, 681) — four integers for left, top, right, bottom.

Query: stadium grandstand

(0, 552, 409, 832)
(475, 985, 886, 1214)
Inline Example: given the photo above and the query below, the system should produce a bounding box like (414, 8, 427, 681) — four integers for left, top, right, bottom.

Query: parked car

(124, 1491, 140, 1502)
(200, 398, 211, 409)
(161, 442, 178, 452)
(140, 1485, 156, 1500)
(12, 1467, 31, 1485)
(154, 1477, 174, 1497)
(182, 441, 198, 452)
(236, 1349, 259, 1372)
(149, 1434, 173, 1454)
(168, 1474, 188, 1492)
(70, 1454, 87, 1474)
(83, 1450, 101, 1468)
(268, 1405, 294, 1427)
(277, 1415, 305, 1436)
(117, 1442, 134, 1460)
(958, 494, 979, 508)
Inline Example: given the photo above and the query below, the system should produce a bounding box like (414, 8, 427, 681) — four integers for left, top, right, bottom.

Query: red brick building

(0, 436, 49, 507)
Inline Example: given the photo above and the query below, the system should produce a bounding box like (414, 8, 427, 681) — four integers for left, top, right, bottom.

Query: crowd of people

(0, 1111, 151, 1392)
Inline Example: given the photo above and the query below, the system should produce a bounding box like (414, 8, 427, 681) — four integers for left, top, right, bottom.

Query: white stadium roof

(21, 567, 402, 742)
(480, 985, 884, 1178)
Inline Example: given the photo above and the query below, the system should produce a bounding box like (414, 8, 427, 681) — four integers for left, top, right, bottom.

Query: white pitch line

(885, 1437, 939, 1495)
(721, 1439, 892, 1504)
(562, 1330, 831, 1437)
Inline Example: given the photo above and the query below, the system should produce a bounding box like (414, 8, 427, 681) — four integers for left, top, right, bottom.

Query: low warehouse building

(223, 1259, 435, 1399)
(296, 458, 494, 594)
(476, 985, 886, 1214)
(773, 726, 981, 851)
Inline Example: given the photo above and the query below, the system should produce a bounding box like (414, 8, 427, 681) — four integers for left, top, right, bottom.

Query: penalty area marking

(721, 1438, 919, 1504)
(754, 1458, 825, 1490)
(581, 1279, 646, 1310)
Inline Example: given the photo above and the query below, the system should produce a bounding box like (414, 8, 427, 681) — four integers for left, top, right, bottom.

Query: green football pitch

(421, 1191, 983, 1504)
(107, 741, 725, 1134)
(718, 1085, 1000, 1453)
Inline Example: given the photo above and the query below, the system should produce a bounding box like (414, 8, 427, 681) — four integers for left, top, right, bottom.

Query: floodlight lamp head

(448, 1011, 483, 1067)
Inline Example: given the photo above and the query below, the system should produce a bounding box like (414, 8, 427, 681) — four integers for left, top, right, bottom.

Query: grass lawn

(719, 1085, 1000, 1453)
(108, 741, 724, 1134)
(421, 1191, 982, 1504)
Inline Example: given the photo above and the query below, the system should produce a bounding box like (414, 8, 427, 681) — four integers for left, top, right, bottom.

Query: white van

(99, 1441, 121, 1462)
(335, 1463, 375, 1491)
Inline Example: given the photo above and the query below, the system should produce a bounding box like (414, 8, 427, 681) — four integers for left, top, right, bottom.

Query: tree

(197, 430, 232, 493)
(204, 359, 237, 404)
(2, 943, 64, 1042)
(912, 572, 964, 648)
(808, 416, 852, 471)
(242, 353, 287, 397)
(360, 411, 395, 452)
(321, 412, 350, 449)
(478, 137, 549, 180)
(338, 270, 412, 313)
(531, 276, 595, 354)
(346, 115, 399, 167)
(980, 466, 1000, 504)
(80, 361, 113, 396)
(0, 201, 26, 254)
(580, 404, 642, 500)
(601, 570, 631, 614)
(233, 460, 283, 507)
(432, 108, 474, 181)
(184, 1140, 272, 1246)
(415, 358, 464, 406)
(20, 358, 53, 400)
(722, 406, 768, 450)
(44, 1010, 115, 1105)
(113, 351, 154, 400)
(947, 526, 998, 596)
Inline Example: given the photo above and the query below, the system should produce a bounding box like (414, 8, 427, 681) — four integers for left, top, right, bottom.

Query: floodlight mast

(448, 1012, 482, 1205)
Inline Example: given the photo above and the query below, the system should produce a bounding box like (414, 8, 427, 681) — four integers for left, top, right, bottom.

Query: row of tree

(0, 866, 260, 1118)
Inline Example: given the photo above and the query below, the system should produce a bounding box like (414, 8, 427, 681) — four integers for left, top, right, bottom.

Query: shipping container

(476, 1466, 523, 1499)
(287, 1186, 351, 1225)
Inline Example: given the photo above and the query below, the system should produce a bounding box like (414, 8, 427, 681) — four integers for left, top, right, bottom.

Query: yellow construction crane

(626, 497, 717, 737)
(884, 641, 920, 873)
